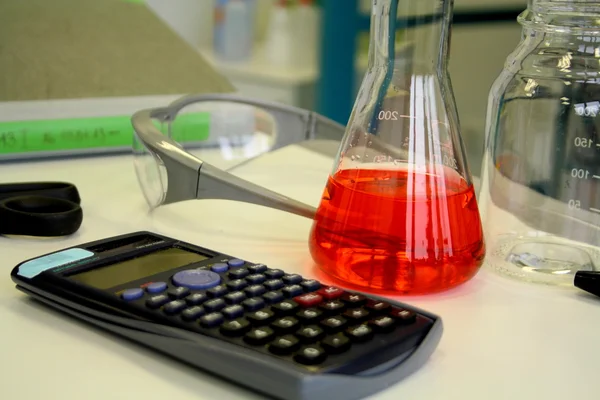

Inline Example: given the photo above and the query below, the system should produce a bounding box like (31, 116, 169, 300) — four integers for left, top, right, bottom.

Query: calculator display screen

(68, 247, 209, 289)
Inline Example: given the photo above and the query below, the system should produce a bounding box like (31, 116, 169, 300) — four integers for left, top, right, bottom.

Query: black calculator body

(10, 231, 443, 400)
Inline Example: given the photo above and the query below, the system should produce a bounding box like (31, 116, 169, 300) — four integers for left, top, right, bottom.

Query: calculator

(10, 231, 443, 400)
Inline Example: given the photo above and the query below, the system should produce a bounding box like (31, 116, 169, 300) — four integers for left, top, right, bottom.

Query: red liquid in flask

(309, 167, 486, 294)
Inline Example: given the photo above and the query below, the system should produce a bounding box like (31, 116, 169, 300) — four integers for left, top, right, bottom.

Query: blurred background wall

(145, 0, 526, 174)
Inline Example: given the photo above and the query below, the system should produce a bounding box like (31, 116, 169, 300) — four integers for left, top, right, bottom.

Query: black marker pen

(575, 271, 600, 298)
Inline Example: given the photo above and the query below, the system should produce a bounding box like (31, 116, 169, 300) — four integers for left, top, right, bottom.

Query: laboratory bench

(1, 144, 598, 400)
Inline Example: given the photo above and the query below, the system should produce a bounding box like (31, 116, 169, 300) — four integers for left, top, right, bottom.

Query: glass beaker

(309, 0, 485, 295)
(479, 0, 600, 286)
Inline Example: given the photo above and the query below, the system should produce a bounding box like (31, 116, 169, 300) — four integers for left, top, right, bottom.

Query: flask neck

(521, 0, 600, 34)
(368, 0, 453, 73)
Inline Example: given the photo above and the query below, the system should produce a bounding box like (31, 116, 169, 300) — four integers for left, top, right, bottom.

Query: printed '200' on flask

(309, 0, 485, 295)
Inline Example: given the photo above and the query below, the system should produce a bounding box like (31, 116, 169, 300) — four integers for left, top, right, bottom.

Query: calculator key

(207, 285, 228, 298)
(340, 293, 367, 306)
(244, 327, 275, 346)
(319, 300, 346, 315)
(263, 291, 284, 304)
(368, 316, 396, 333)
(365, 300, 392, 314)
(343, 308, 370, 323)
(163, 300, 187, 315)
(282, 274, 303, 285)
(300, 279, 321, 292)
(145, 282, 167, 293)
(185, 293, 208, 306)
(168, 286, 190, 299)
(268, 335, 300, 355)
(181, 306, 206, 321)
(226, 279, 248, 291)
(264, 279, 284, 291)
(318, 286, 345, 300)
(272, 300, 299, 315)
(211, 263, 229, 273)
(321, 333, 351, 354)
(390, 308, 417, 324)
(146, 294, 170, 309)
(245, 274, 266, 284)
(294, 345, 327, 365)
(320, 316, 348, 334)
(271, 316, 300, 334)
(172, 269, 221, 290)
(282, 285, 304, 298)
(296, 308, 323, 323)
(247, 308, 275, 325)
(244, 284, 266, 297)
(228, 268, 249, 280)
(294, 293, 323, 308)
(296, 325, 325, 343)
(264, 269, 285, 279)
(121, 288, 143, 301)
(199, 312, 224, 328)
(204, 298, 226, 312)
(224, 291, 246, 305)
(220, 318, 251, 337)
(222, 304, 245, 319)
(346, 324, 374, 342)
(242, 297, 266, 312)
(248, 264, 268, 273)
(227, 259, 246, 268)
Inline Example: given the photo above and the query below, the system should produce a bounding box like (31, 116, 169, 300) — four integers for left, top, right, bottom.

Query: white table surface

(1, 144, 598, 400)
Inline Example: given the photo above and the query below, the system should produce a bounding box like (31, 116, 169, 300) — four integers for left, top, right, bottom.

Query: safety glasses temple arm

(196, 162, 317, 219)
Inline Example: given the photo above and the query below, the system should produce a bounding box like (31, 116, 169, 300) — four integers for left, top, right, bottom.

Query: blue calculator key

(172, 269, 221, 290)
(228, 259, 245, 268)
(122, 288, 143, 301)
(211, 263, 229, 273)
(146, 282, 167, 293)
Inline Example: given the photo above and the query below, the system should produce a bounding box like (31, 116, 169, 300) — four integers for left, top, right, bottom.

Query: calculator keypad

(118, 259, 433, 372)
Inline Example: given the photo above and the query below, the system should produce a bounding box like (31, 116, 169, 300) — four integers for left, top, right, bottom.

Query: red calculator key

(294, 293, 323, 308)
(318, 286, 345, 300)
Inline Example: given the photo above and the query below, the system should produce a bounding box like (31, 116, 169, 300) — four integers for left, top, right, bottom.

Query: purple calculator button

(173, 269, 221, 290)
(211, 263, 229, 273)
(227, 259, 245, 268)
(146, 282, 167, 293)
(122, 288, 144, 301)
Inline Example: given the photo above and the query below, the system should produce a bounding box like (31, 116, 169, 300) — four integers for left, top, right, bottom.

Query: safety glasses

(131, 94, 345, 219)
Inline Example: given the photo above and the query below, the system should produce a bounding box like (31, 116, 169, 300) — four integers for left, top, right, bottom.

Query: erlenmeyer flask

(309, 0, 485, 295)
